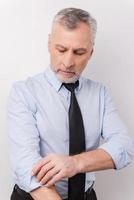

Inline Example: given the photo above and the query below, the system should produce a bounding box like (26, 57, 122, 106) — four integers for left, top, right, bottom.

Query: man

(8, 8, 134, 200)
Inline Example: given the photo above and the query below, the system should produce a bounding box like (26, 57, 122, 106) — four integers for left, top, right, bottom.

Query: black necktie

(63, 80, 86, 200)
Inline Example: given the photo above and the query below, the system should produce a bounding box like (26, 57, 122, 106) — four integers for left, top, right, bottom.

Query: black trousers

(11, 184, 97, 200)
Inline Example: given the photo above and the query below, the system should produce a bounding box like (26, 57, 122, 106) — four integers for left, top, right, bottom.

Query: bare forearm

(30, 185, 62, 200)
(31, 149, 115, 188)
(74, 149, 115, 173)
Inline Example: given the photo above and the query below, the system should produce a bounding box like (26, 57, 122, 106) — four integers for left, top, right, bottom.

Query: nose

(63, 52, 75, 69)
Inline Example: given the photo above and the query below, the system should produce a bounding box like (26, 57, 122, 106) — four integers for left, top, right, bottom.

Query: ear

(88, 48, 94, 60)
(48, 34, 51, 52)
(91, 48, 94, 56)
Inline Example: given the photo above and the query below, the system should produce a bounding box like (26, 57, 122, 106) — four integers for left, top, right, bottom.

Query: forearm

(30, 150, 115, 188)
(30, 185, 62, 200)
(74, 148, 115, 173)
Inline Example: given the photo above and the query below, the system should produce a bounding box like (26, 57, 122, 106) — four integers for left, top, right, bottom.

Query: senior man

(8, 7, 134, 200)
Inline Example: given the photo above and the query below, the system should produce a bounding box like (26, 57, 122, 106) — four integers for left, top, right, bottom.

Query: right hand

(30, 185, 62, 200)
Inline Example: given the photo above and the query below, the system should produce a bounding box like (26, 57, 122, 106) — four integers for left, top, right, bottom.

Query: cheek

(50, 52, 62, 67)
(76, 57, 89, 70)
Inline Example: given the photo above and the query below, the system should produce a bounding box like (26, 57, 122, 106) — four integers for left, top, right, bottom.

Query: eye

(75, 52, 85, 56)
(56, 48, 66, 53)
(58, 49, 66, 53)
(74, 50, 87, 56)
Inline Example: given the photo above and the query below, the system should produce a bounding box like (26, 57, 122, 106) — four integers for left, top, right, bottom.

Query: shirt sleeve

(7, 81, 42, 192)
(99, 86, 134, 170)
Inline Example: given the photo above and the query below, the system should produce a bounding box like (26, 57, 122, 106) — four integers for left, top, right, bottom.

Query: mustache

(57, 69, 75, 73)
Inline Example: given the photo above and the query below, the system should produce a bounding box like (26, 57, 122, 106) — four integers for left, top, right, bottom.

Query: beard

(55, 72, 80, 83)
(51, 65, 80, 83)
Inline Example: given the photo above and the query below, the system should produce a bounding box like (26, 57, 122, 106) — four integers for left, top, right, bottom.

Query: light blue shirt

(8, 67, 134, 199)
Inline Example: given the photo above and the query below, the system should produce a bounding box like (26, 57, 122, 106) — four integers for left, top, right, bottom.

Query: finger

(40, 167, 60, 185)
(45, 171, 65, 187)
(31, 157, 50, 175)
(36, 162, 54, 181)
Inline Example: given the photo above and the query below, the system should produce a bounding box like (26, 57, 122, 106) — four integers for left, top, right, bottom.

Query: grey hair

(52, 7, 97, 44)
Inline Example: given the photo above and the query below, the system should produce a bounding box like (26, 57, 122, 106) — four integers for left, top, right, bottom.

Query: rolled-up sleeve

(99, 87, 134, 169)
(8, 82, 42, 192)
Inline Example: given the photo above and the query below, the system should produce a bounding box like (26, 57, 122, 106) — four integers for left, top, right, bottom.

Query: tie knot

(63, 80, 79, 92)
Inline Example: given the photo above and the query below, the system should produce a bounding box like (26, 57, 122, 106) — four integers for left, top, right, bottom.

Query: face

(48, 22, 93, 83)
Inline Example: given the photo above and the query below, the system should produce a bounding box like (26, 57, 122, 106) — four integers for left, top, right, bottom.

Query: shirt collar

(44, 66, 83, 92)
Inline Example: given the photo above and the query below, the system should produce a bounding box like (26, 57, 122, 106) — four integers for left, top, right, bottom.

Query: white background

(0, 0, 134, 199)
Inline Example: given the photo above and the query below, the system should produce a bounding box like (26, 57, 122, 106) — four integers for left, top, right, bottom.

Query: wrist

(30, 185, 61, 200)
(72, 154, 84, 174)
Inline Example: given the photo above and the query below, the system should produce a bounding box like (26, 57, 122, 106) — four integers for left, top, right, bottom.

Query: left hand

(31, 154, 79, 187)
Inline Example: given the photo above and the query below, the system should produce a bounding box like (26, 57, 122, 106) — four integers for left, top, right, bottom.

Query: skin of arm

(31, 148, 115, 187)
(75, 148, 115, 173)
(30, 185, 62, 200)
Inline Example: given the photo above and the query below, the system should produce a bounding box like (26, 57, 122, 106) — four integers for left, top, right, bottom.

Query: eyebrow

(55, 44, 87, 52)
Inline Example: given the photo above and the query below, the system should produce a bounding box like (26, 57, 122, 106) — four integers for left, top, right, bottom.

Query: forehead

(50, 22, 92, 48)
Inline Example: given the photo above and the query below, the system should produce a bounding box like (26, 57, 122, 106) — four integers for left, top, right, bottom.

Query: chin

(57, 74, 79, 83)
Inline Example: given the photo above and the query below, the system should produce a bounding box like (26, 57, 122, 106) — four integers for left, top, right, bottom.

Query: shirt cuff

(98, 140, 134, 170)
